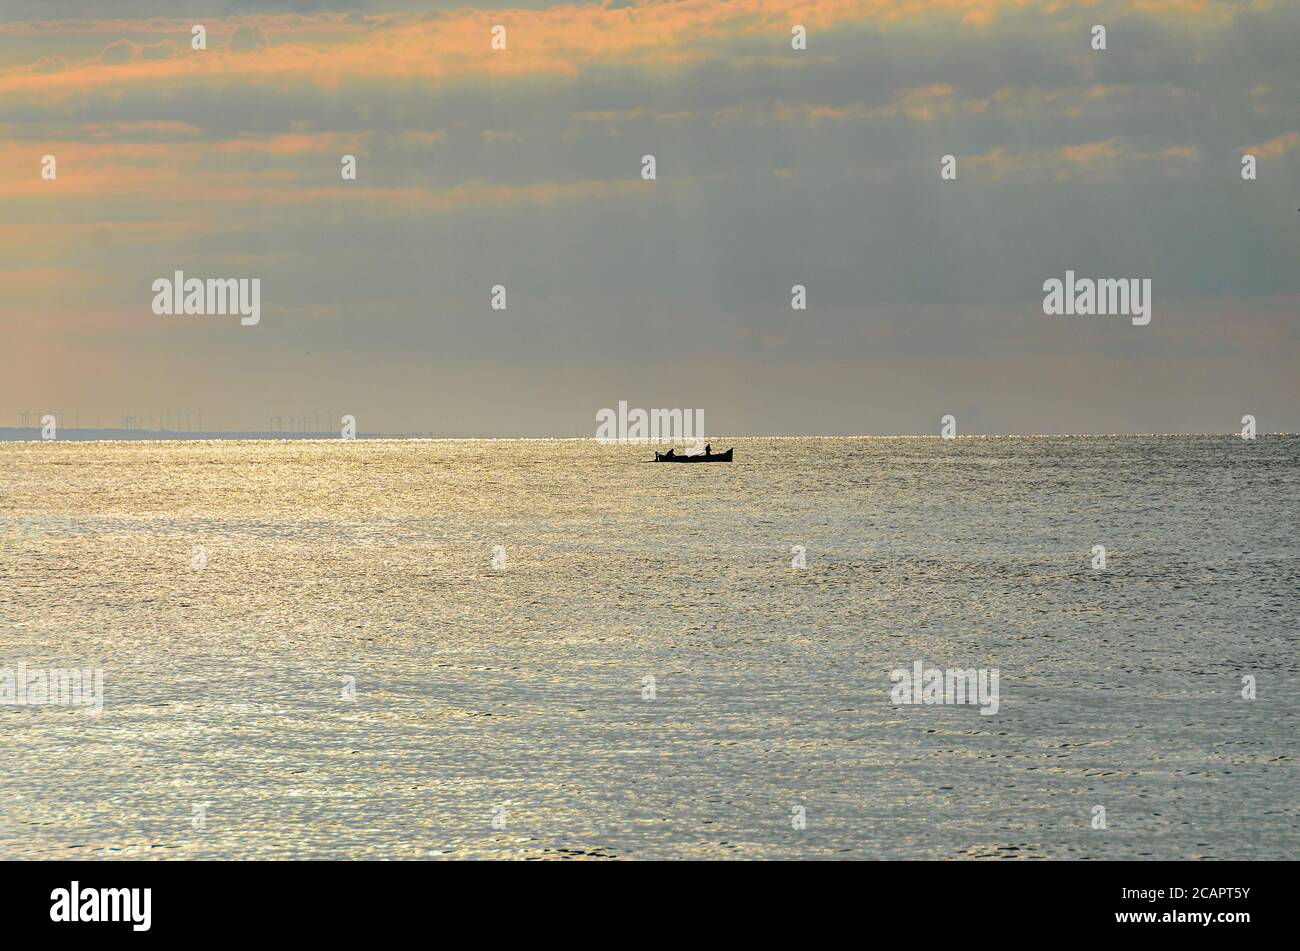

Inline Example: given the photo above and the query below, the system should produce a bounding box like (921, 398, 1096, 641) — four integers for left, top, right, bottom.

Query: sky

(1, 0, 1297, 435)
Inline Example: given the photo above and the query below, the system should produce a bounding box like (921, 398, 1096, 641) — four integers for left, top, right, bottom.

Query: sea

(1, 436, 1297, 859)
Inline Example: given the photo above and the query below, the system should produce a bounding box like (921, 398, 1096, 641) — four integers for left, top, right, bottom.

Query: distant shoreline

(0, 428, 1291, 442)
(0, 428, 434, 441)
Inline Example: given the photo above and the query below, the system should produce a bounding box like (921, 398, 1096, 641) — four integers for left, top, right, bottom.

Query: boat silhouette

(654, 447, 732, 463)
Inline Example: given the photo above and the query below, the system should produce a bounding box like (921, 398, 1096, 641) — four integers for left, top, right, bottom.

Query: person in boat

(663, 447, 675, 459)
(705, 443, 711, 456)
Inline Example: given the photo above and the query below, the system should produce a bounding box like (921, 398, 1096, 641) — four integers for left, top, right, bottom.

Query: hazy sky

(2, 0, 1297, 435)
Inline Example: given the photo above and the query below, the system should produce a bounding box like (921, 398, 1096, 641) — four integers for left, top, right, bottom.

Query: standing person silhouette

(705, 443, 712, 456)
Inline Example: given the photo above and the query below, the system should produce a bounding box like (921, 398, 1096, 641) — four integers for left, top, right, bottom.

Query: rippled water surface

(2, 436, 1297, 859)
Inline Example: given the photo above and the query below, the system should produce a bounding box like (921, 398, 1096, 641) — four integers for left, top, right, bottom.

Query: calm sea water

(1, 436, 1297, 860)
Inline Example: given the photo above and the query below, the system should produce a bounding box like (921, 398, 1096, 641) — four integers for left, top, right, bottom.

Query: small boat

(654, 448, 733, 463)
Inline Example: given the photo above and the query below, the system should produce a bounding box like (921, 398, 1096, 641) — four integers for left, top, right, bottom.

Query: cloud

(31, 55, 65, 73)
(963, 137, 1202, 182)
(98, 39, 136, 65)
(142, 40, 177, 60)
(230, 24, 268, 51)
(1249, 131, 1299, 159)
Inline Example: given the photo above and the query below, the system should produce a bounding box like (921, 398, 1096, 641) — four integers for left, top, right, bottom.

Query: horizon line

(0, 428, 1292, 442)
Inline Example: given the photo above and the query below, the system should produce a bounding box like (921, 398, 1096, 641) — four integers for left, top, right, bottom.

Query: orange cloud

(730, 84, 979, 127)
(1060, 138, 1122, 166)
(0, 1, 1218, 105)
(965, 137, 1197, 182)
(1248, 131, 1300, 159)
